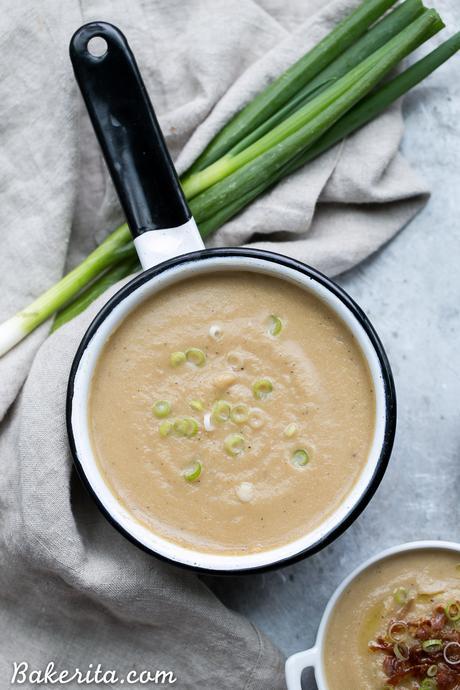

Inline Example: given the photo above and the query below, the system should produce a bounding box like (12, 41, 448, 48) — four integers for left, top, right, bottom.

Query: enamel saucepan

(67, 22, 396, 574)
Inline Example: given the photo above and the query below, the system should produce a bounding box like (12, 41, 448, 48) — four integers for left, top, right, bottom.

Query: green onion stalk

(0, 2, 458, 357)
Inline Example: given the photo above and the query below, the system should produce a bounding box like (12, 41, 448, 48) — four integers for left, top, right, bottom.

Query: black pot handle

(69, 22, 192, 240)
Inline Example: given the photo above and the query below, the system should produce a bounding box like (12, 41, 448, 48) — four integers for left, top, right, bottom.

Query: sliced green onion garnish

(284, 423, 297, 438)
(227, 351, 244, 369)
(393, 586, 410, 606)
(291, 449, 309, 467)
(236, 482, 254, 503)
(182, 460, 202, 482)
(209, 324, 223, 340)
(444, 641, 460, 665)
(224, 433, 245, 456)
(422, 639, 443, 653)
(211, 400, 231, 423)
(186, 347, 206, 367)
(152, 400, 171, 418)
(230, 403, 249, 425)
(445, 601, 460, 622)
(393, 642, 409, 661)
(387, 621, 408, 643)
(252, 378, 273, 400)
(427, 665, 438, 678)
(159, 420, 173, 437)
(420, 680, 437, 690)
(189, 399, 204, 412)
(267, 314, 283, 336)
(174, 417, 199, 437)
(170, 351, 186, 367)
(248, 407, 265, 429)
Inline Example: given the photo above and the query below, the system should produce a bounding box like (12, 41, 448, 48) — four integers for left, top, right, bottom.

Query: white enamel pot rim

(285, 539, 460, 690)
(66, 247, 396, 575)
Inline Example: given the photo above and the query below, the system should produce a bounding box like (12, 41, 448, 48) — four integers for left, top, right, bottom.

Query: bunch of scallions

(0, 0, 459, 356)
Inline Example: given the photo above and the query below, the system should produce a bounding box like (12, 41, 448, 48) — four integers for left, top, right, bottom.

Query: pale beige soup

(324, 549, 460, 690)
(89, 272, 375, 555)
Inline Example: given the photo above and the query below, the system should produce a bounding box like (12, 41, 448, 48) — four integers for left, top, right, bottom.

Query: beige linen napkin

(0, 0, 429, 687)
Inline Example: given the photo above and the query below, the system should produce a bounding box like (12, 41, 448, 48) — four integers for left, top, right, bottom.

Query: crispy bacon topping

(369, 603, 460, 689)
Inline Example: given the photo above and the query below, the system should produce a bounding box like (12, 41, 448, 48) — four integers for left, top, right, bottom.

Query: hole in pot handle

(69, 22, 204, 269)
(285, 646, 319, 690)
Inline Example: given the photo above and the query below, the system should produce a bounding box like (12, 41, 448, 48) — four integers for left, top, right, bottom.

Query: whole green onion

(52, 253, 139, 331)
(187, 10, 443, 210)
(225, 0, 426, 160)
(0, 223, 131, 356)
(185, 0, 399, 173)
(1, 15, 459, 355)
(198, 32, 460, 237)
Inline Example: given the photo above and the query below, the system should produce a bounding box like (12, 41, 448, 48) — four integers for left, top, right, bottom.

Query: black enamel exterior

(69, 23, 190, 237)
(66, 248, 397, 576)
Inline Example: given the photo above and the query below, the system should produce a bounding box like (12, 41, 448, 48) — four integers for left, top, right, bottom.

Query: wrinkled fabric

(0, 0, 429, 687)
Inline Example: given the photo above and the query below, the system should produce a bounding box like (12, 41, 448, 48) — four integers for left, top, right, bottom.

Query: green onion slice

(170, 351, 186, 367)
(387, 621, 408, 643)
(236, 482, 254, 503)
(227, 351, 244, 370)
(230, 403, 249, 425)
(174, 417, 199, 437)
(444, 641, 460, 665)
(291, 449, 309, 468)
(393, 642, 409, 661)
(159, 420, 173, 437)
(209, 324, 223, 340)
(152, 400, 171, 418)
(393, 586, 410, 606)
(189, 399, 204, 412)
(211, 400, 231, 423)
(284, 423, 297, 438)
(224, 433, 245, 456)
(427, 665, 438, 678)
(248, 407, 265, 429)
(252, 378, 273, 400)
(422, 639, 443, 653)
(420, 679, 437, 690)
(267, 314, 283, 336)
(183, 460, 202, 482)
(186, 348, 206, 367)
(445, 601, 460, 622)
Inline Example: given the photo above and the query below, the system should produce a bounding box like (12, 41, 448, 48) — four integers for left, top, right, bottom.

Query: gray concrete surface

(204, 2, 460, 685)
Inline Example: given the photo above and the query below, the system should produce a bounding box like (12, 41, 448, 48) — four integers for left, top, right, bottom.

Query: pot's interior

(68, 252, 392, 572)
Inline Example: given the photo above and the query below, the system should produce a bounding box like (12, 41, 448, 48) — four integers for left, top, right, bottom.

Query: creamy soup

(89, 271, 375, 555)
(324, 549, 460, 690)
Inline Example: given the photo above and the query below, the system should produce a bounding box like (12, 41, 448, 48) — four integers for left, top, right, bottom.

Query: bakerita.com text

(11, 662, 177, 685)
